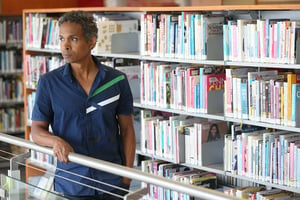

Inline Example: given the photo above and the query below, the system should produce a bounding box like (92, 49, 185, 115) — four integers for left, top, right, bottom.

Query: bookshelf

(0, 16, 24, 169)
(23, 5, 300, 198)
(0, 16, 24, 135)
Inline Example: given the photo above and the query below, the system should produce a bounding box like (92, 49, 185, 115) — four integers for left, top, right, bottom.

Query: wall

(127, 0, 177, 6)
(1, 0, 104, 15)
(223, 0, 255, 4)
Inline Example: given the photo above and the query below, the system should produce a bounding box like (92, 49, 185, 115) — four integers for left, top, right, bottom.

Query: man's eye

(72, 38, 78, 41)
(59, 38, 64, 41)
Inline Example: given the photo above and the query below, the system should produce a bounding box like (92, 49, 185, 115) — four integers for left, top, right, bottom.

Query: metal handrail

(0, 132, 238, 200)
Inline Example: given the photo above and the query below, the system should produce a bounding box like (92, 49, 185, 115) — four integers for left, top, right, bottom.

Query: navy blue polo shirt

(32, 56, 134, 196)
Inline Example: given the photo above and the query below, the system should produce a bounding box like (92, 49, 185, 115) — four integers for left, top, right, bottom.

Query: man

(31, 10, 136, 199)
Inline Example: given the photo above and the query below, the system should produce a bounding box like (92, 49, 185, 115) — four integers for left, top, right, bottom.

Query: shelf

(0, 70, 23, 75)
(136, 148, 300, 194)
(140, 56, 225, 65)
(25, 48, 225, 65)
(134, 101, 300, 132)
(95, 52, 141, 60)
(25, 49, 300, 69)
(133, 101, 224, 121)
(0, 100, 24, 106)
(0, 128, 25, 135)
(225, 61, 300, 69)
(224, 117, 300, 132)
(224, 172, 300, 194)
(135, 149, 175, 163)
(25, 47, 61, 54)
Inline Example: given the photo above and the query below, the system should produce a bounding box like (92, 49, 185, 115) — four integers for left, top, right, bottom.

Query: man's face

(59, 22, 93, 63)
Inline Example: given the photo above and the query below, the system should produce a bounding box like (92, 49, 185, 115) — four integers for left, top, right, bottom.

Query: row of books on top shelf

(0, 77, 23, 102)
(141, 160, 218, 200)
(141, 11, 300, 65)
(224, 19, 300, 64)
(140, 62, 225, 114)
(0, 19, 22, 44)
(25, 13, 139, 54)
(224, 124, 300, 188)
(225, 68, 300, 127)
(140, 12, 224, 60)
(25, 55, 65, 88)
(0, 49, 22, 72)
(0, 107, 24, 131)
(140, 109, 228, 166)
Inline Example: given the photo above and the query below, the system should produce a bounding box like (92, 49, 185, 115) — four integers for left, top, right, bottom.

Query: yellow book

(287, 73, 300, 125)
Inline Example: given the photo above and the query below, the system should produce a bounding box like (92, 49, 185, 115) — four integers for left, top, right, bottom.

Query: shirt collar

(62, 55, 106, 83)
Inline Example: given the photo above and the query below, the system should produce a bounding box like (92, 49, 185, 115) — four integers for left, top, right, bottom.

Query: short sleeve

(116, 75, 134, 115)
(31, 75, 53, 122)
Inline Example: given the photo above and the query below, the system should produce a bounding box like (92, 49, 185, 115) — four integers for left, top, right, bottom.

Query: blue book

(291, 83, 300, 126)
(223, 24, 229, 60)
(47, 19, 53, 48)
(195, 83, 200, 111)
(240, 78, 248, 119)
(190, 14, 195, 57)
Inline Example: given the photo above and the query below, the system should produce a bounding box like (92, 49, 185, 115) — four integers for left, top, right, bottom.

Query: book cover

(205, 15, 224, 60)
(198, 120, 228, 166)
(203, 72, 225, 114)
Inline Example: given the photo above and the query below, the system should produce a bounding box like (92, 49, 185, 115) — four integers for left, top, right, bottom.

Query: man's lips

(62, 54, 71, 58)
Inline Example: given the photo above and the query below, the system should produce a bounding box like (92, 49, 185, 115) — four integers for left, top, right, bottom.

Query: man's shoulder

(40, 65, 65, 81)
(102, 64, 126, 79)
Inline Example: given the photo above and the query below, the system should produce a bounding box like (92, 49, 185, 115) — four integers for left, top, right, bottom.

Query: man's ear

(89, 36, 97, 50)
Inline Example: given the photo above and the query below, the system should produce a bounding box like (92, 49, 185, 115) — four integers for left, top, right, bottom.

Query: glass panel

(0, 174, 68, 200)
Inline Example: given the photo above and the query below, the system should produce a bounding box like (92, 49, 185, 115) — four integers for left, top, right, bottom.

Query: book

(202, 72, 225, 114)
(205, 15, 224, 60)
(286, 73, 300, 126)
(248, 70, 278, 121)
(197, 120, 228, 166)
(224, 67, 256, 117)
(291, 83, 300, 126)
(231, 124, 265, 174)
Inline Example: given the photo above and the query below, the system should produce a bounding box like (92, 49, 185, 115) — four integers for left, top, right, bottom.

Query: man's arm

(31, 120, 74, 163)
(118, 114, 136, 185)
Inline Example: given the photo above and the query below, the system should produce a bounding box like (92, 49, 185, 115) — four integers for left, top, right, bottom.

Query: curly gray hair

(58, 10, 98, 41)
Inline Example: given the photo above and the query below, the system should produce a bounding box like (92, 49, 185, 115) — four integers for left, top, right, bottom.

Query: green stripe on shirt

(90, 75, 125, 98)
